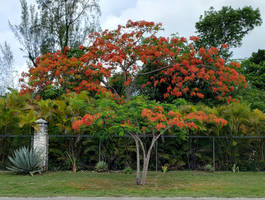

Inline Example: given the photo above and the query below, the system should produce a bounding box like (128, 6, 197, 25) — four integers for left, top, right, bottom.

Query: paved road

(1, 198, 265, 200)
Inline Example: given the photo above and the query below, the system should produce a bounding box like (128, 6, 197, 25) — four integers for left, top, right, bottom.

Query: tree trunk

(140, 158, 149, 185)
(130, 131, 165, 185)
(73, 163, 77, 173)
(135, 139, 141, 185)
(139, 136, 158, 185)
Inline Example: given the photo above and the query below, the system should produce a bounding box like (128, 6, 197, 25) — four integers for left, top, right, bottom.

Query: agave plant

(7, 146, 43, 176)
(95, 161, 108, 172)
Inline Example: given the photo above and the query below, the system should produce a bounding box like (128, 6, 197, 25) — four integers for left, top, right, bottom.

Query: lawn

(0, 171, 265, 197)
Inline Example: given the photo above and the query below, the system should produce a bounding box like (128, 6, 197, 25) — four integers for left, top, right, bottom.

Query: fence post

(98, 139, 101, 162)
(212, 136, 215, 171)
(155, 140, 158, 172)
(33, 118, 48, 171)
(188, 137, 192, 169)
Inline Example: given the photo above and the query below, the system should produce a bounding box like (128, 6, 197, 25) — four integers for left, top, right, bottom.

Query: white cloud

(0, 0, 264, 85)
(0, 0, 28, 70)
(101, 0, 265, 59)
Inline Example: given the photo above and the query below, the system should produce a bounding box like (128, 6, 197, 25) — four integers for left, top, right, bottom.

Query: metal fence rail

(1, 134, 265, 171)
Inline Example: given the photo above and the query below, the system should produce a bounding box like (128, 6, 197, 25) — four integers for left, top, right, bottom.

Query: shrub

(162, 165, 168, 174)
(204, 164, 214, 172)
(95, 161, 108, 172)
(7, 146, 42, 176)
(232, 164, 239, 173)
(123, 166, 133, 174)
(65, 151, 78, 173)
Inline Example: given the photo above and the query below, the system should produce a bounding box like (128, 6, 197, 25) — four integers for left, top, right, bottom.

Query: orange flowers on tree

(20, 20, 246, 105)
(19, 20, 242, 185)
(72, 113, 100, 132)
(72, 96, 227, 185)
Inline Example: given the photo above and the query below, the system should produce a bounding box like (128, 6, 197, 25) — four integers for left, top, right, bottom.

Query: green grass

(0, 171, 265, 197)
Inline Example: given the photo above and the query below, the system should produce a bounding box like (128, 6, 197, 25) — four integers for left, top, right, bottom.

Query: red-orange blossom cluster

(141, 106, 227, 131)
(19, 20, 246, 104)
(72, 105, 227, 132)
(72, 113, 100, 132)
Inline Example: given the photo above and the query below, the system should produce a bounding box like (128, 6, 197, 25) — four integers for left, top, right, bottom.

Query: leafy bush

(123, 166, 133, 174)
(238, 160, 265, 171)
(162, 165, 168, 174)
(65, 151, 78, 173)
(232, 164, 239, 173)
(95, 161, 108, 172)
(7, 146, 42, 176)
(204, 164, 214, 172)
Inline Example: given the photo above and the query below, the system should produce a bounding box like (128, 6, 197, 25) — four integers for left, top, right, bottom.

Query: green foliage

(204, 164, 214, 172)
(1, 89, 265, 172)
(218, 102, 251, 135)
(66, 47, 85, 58)
(123, 166, 133, 174)
(81, 138, 100, 168)
(232, 164, 239, 173)
(241, 49, 265, 90)
(237, 87, 265, 112)
(109, 73, 125, 97)
(172, 98, 188, 107)
(195, 6, 262, 59)
(249, 49, 265, 64)
(65, 151, 78, 173)
(95, 161, 108, 172)
(7, 146, 42, 176)
(162, 165, 168, 174)
(248, 109, 265, 135)
(41, 86, 64, 100)
(99, 137, 136, 170)
(0, 91, 34, 134)
(157, 137, 188, 170)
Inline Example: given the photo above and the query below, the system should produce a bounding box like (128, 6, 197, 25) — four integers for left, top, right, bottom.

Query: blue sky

(1, 0, 265, 78)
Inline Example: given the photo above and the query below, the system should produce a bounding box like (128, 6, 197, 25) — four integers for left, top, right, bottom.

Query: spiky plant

(7, 146, 43, 176)
(65, 151, 77, 173)
(95, 161, 108, 172)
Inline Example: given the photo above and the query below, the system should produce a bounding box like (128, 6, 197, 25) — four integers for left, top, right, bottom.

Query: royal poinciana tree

(20, 20, 246, 103)
(72, 96, 227, 185)
(19, 20, 246, 185)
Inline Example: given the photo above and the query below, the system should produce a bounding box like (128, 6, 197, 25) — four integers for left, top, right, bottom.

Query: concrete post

(33, 118, 48, 171)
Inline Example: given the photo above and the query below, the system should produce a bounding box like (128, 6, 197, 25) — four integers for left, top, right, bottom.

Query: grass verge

(0, 171, 265, 197)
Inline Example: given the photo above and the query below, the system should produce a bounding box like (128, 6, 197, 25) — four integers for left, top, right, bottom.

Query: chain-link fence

(1, 134, 265, 171)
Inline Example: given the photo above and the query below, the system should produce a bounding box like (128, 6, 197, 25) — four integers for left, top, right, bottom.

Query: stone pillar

(33, 118, 48, 171)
